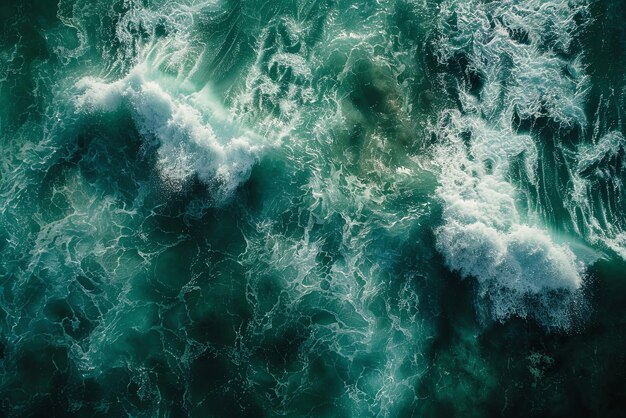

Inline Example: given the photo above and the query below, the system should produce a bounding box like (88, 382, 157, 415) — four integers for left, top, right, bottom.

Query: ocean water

(0, 0, 625, 416)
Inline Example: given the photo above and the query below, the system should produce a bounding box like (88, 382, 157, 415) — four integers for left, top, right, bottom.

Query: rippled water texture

(1, 0, 626, 416)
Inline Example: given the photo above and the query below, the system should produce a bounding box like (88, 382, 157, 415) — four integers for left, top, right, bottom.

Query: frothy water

(1, 0, 626, 416)
(432, 0, 595, 329)
(75, 66, 263, 199)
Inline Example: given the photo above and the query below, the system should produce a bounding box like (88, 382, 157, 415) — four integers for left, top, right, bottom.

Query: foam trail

(433, 0, 591, 329)
(569, 131, 626, 258)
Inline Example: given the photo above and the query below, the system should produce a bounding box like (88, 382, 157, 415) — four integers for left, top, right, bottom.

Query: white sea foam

(434, 0, 591, 329)
(434, 112, 585, 328)
(75, 65, 262, 200)
(440, 0, 590, 125)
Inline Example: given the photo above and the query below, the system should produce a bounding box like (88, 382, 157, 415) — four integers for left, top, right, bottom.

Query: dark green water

(1, 0, 625, 416)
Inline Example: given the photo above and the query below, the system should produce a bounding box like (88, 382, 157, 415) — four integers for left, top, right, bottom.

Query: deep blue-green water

(1, 0, 625, 416)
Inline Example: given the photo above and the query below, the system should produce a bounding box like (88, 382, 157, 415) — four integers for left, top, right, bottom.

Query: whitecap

(75, 65, 263, 201)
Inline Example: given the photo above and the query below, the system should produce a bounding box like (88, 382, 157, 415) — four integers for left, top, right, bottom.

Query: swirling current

(1, 0, 626, 417)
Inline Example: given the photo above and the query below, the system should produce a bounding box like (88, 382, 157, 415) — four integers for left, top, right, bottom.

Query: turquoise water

(1, 0, 625, 416)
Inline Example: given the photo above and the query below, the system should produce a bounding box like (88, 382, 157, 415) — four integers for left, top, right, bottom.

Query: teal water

(1, 0, 625, 416)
